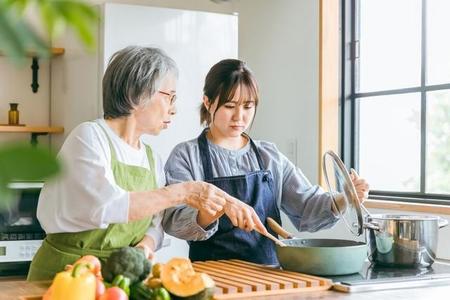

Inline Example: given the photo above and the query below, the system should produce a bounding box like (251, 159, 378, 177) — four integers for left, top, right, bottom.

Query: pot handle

(439, 217, 449, 229)
(364, 222, 381, 231)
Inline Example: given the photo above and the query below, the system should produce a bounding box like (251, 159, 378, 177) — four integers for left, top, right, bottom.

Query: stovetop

(328, 260, 450, 292)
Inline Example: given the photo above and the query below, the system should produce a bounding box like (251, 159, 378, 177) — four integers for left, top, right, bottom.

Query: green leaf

(39, 0, 61, 38)
(0, 143, 61, 182)
(0, 1, 50, 64)
(0, 185, 15, 211)
(4, 0, 29, 13)
(0, 0, 98, 64)
(42, 0, 99, 50)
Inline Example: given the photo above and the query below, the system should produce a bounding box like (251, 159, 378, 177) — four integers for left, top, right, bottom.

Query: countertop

(1, 279, 450, 300)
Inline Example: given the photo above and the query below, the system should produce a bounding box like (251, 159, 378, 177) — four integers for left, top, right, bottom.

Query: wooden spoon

(267, 217, 295, 239)
(254, 226, 287, 247)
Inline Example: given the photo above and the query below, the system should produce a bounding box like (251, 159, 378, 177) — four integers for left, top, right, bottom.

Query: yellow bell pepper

(50, 263, 96, 300)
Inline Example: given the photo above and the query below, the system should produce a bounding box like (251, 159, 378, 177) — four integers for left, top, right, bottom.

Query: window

(341, 0, 450, 204)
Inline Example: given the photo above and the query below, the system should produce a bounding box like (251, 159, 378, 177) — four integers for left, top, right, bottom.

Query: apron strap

(243, 132, 267, 171)
(144, 145, 156, 172)
(197, 128, 267, 181)
(198, 128, 214, 181)
(96, 121, 156, 173)
(95, 121, 118, 161)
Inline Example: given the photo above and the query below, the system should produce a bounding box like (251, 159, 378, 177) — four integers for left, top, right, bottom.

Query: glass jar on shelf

(8, 103, 19, 125)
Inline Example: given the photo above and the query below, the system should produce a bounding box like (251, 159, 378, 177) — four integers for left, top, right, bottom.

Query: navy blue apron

(189, 129, 282, 265)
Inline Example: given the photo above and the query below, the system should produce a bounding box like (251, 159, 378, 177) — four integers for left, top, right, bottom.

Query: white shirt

(37, 119, 165, 249)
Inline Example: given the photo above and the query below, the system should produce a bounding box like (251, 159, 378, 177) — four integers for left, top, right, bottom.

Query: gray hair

(102, 46, 178, 119)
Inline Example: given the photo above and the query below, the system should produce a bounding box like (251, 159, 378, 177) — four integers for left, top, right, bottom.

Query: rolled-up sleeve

(145, 212, 164, 250)
(162, 144, 218, 241)
(278, 152, 339, 232)
(163, 206, 218, 241)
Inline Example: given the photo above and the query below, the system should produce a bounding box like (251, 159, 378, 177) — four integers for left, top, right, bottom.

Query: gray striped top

(162, 136, 339, 241)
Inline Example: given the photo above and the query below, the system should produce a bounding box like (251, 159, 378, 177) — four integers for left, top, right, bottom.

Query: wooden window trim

(319, 1, 450, 214)
(319, 0, 339, 185)
(364, 199, 450, 215)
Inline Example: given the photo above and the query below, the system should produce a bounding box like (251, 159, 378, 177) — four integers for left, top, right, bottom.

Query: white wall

(238, 0, 320, 183)
(50, 0, 236, 148)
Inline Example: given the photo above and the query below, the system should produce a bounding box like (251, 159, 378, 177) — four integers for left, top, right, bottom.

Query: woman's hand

(135, 236, 156, 263)
(222, 196, 268, 234)
(350, 169, 370, 203)
(129, 182, 226, 222)
(178, 182, 227, 216)
(171, 181, 267, 234)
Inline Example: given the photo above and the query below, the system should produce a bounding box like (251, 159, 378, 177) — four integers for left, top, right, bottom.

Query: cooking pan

(267, 217, 367, 276)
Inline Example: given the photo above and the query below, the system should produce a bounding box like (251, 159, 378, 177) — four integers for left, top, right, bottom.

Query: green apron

(27, 124, 157, 281)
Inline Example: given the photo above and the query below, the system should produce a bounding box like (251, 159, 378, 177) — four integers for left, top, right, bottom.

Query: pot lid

(323, 150, 363, 236)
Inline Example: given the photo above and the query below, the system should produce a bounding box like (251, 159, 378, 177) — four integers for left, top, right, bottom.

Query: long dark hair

(200, 59, 259, 126)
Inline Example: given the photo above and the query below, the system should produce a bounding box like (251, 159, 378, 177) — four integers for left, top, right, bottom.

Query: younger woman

(162, 59, 369, 265)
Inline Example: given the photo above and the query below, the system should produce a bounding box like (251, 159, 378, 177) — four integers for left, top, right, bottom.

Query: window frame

(340, 0, 450, 205)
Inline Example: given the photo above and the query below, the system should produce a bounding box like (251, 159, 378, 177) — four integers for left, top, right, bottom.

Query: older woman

(27, 46, 266, 281)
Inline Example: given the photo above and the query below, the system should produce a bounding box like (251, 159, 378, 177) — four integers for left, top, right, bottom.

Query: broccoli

(102, 247, 151, 284)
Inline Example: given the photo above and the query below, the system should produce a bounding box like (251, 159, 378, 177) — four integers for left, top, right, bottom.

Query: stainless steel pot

(322, 150, 450, 268)
(365, 214, 448, 268)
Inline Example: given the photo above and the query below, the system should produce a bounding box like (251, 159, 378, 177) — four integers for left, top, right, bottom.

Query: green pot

(276, 238, 367, 276)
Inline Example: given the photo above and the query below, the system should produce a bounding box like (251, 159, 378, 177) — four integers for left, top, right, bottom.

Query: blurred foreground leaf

(0, 143, 61, 208)
(0, 0, 99, 65)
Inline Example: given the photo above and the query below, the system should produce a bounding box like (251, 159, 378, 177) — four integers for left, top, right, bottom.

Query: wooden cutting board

(193, 259, 333, 299)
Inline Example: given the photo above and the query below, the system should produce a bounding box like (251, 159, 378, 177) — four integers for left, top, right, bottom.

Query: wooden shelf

(0, 126, 64, 146)
(29, 47, 65, 57)
(0, 126, 64, 134)
(0, 47, 65, 58)
(49, 47, 65, 56)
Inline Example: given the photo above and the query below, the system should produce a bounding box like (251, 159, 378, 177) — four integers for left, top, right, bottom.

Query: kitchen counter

(1, 280, 450, 300)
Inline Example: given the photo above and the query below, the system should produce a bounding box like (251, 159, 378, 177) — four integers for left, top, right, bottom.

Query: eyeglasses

(158, 90, 177, 105)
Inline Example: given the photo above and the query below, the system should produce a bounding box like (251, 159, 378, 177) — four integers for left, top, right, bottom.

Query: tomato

(76, 255, 102, 277)
(98, 287, 128, 300)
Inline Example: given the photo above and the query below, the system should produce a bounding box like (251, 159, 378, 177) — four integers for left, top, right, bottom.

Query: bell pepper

(111, 274, 131, 296)
(152, 287, 170, 300)
(50, 263, 97, 300)
(42, 285, 53, 300)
